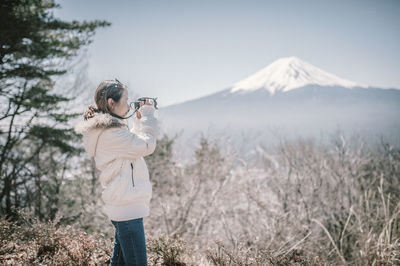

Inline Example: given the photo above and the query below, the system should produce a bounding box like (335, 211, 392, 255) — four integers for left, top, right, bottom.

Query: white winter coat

(74, 105, 160, 222)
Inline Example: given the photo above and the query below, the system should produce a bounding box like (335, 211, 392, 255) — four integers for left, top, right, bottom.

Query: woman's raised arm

(101, 105, 160, 160)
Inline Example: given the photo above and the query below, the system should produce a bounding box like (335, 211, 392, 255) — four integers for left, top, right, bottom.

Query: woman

(74, 79, 160, 265)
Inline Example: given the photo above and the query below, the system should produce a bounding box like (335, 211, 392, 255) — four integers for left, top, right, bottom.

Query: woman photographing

(74, 79, 160, 265)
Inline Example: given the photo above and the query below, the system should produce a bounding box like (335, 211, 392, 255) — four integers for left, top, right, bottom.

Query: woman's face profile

(109, 88, 130, 117)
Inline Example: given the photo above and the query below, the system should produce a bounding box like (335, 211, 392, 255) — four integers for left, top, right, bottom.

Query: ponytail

(83, 105, 101, 120)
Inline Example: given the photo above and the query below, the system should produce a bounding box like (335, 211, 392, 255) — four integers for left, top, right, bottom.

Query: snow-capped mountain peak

(230, 56, 365, 95)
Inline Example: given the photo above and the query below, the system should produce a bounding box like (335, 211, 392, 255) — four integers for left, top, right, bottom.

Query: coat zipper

(130, 162, 135, 187)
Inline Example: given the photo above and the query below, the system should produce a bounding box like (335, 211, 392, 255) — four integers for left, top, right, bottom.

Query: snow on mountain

(230, 56, 366, 95)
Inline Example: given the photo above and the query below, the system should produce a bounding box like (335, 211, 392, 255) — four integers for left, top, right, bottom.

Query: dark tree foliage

(0, 0, 110, 220)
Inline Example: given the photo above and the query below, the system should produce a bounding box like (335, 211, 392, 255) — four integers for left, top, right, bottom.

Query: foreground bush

(0, 209, 194, 265)
(0, 208, 111, 265)
(206, 240, 323, 266)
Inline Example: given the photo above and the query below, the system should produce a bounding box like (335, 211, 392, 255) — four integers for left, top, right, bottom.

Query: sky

(54, 0, 400, 107)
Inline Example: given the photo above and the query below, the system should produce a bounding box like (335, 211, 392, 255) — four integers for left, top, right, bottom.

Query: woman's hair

(83, 80, 125, 120)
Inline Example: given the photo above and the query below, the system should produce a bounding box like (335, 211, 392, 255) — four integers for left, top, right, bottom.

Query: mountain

(229, 56, 365, 95)
(157, 56, 400, 158)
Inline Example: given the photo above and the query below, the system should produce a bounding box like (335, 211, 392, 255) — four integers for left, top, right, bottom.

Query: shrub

(0, 208, 195, 265)
(205, 240, 323, 265)
(147, 233, 191, 265)
(0, 208, 111, 265)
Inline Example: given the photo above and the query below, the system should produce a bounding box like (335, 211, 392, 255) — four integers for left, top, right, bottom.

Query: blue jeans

(110, 218, 148, 265)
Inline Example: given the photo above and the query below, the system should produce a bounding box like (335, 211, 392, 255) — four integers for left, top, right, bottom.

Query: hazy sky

(54, 0, 400, 107)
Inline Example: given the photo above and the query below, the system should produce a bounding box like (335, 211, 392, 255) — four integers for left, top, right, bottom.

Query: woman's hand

(136, 99, 153, 119)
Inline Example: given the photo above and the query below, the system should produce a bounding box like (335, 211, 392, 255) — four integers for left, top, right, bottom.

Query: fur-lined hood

(74, 112, 129, 157)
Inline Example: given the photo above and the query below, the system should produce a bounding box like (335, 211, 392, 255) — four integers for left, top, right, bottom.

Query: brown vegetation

(1, 132, 399, 265)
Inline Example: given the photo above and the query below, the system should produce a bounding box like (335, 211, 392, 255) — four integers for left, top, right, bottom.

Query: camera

(130, 97, 158, 112)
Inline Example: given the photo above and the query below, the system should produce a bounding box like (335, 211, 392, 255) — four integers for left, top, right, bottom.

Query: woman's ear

(107, 98, 114, 111)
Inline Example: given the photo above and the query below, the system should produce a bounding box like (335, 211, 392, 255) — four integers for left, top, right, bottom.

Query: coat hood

(74, 112, 128, 157)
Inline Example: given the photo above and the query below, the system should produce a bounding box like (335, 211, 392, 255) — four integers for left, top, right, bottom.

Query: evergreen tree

(0, 0, 110, 219)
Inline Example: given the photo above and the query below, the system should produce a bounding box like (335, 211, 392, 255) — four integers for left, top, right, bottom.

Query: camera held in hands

(130, 97, 158, 112)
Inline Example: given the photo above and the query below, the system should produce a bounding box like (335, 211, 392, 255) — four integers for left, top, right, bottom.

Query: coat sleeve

(101, 105, 160, 160)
